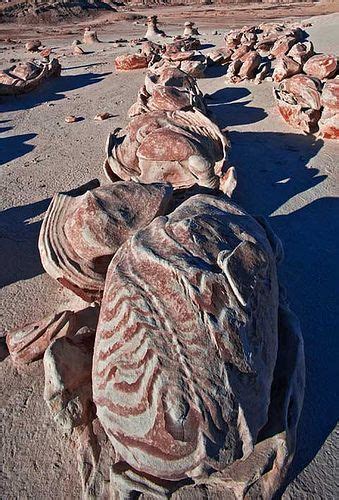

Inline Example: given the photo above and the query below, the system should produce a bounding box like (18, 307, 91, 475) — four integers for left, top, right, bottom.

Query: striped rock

(93, 194, 281, 484)
(303, 53, 337, 80)
(287, 41, 314, 65)
(319, 80, 339, 139)
(39, 182, 172, 302)
(104, 109, 233, 192)
(272, 56, 301, 83)
(274, 74, 322, 133)
(115, 54, 149, 71)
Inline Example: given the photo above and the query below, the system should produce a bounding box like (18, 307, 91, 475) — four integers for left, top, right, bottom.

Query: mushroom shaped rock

(183, 21, 200, 37)
(318, 80, 339, 139)
(83, 28, 99, 44)
(104, 109, 231, 191)
(274, 74, 322, 133)
(145, 15, 166, 39)
(115, 53, 149, 71)
(92, 193, 302, 493)
(303, 53, 338, 80)
(38, 182, 173, 302)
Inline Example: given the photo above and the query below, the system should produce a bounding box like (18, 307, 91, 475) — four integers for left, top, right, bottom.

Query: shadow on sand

(0, 71, 110, 112)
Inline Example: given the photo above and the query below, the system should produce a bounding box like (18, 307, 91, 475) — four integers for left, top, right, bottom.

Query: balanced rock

(145, 15, 166, 39)
(83, 27, 99, 44)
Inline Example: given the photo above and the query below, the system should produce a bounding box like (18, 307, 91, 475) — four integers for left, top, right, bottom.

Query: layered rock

(318, 80, 339, 139)
(92, 193, 304, 496)
(0, 59, 61, 96)
(39, 182, 173, 301)
(115, 53, 149, 71)
(104, 109, 232, 191)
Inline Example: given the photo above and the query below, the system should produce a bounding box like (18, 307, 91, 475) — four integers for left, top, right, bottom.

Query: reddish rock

(92, 193, 302, 493)
(44, 307, 99, 431)
(274, 74, 322, 133)
(115, 53, 149, 71)
(303, 53, 338, 80)
(207, 47, 233, 65)
(238, 50, 261, 79)
(318, 80, 339, 139)
(0, 58, 61, 96)
(39, 182, 172, 302)
(270, 35, 296, 58)
(104, 109, 231, 191)
(231, 43, 251, 61)
(272, 55, 301, 83)
(287, 41, 314, 65)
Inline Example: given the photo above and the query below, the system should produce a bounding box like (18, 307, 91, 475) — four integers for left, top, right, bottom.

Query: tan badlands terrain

(0, 4, 338, 499)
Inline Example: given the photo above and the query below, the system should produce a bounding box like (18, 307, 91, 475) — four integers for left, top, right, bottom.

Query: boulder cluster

(209, 22, 338, 138)
(6, 49, 305, 499)
(114, 17, 208, 78)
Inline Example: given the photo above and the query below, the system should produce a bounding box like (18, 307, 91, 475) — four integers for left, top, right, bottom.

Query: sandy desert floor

(0, 8, 338, 499)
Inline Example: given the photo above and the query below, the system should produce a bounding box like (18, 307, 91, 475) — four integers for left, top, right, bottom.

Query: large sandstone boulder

(92, 193, 304, 497)
(104, 109, 232, 192)
(318, 79, 339, 139)
(0, 59, 61, 96)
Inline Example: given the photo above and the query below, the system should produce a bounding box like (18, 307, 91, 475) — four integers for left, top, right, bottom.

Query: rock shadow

(0, 179, 99, 288)
(0, 132, 37, 165)
(207, 86, 267, 127)
(229, 129, 337, 488)
(0, 71, 111, 112)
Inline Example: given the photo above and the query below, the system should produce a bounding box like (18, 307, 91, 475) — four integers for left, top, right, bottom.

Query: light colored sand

(1, 12, 338, 499)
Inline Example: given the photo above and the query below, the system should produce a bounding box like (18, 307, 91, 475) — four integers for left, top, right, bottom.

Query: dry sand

(1, 10, 338, 499)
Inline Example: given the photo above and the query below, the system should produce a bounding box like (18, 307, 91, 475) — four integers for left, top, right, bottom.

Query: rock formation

(145, 15, 166, 39)
(115, 53, 149, 71)
(38, 182, 173, 302)
(83, 27, 99, 44)
(0, 59, 61, 95)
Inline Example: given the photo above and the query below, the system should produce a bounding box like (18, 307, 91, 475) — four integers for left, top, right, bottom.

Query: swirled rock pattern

(0, 59, 61, 95)
(115, 53, 149, 71)
(92, 193, 281, 483)
(104, 109, 230, 190)
(39, 182, 172, 301)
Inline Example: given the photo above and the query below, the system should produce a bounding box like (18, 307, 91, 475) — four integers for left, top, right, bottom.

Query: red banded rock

(92, 193, 303, 495)
(128, 83, 206, 117)
(231, 44, 251, 61)
(104, 109, 232, 191)
(287, 41, 314, 65)
(274, 74, 322, 133)
(272, 56, 301, 83)
(115, 53, 149, 71)
(0, 59, 61, 96)
(238, 50, 261, 80)
(225, 59, 242, 83)
(224, 30, 242, 50)
(39, 182, 173, 302)
(318, 80, 339, 139)
(270, 35, 297, 59)
(144, 67, 199, 96)
(303, 54, 338, 80)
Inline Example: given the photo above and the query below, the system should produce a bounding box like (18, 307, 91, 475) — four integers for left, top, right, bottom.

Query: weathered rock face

(0, 59, 61, 96)
(303, 53, 338, 80)
(152, 50, 208, 78)
(287, 41, 314, 65)
(274, 74, 322, 133)
(104, 109, 231, 191)
(44, 308, 98, 432)
(39, 182, 173, 302)
(93, 193, 280, 483)
(115, 53, 149, 71)
(272, 55, 301, 83)
(318, 79, 339, 139)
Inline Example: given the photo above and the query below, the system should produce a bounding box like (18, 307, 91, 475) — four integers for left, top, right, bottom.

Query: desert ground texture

(0, 5, 338, 499)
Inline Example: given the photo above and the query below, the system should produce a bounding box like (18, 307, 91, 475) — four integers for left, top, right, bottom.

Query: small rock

(65, 115, 79, 123)
(25, 39, 41, 52)
(94, 112, 111, 121)
(73, 45, 85, 55)
(72, 39, 82, 46)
